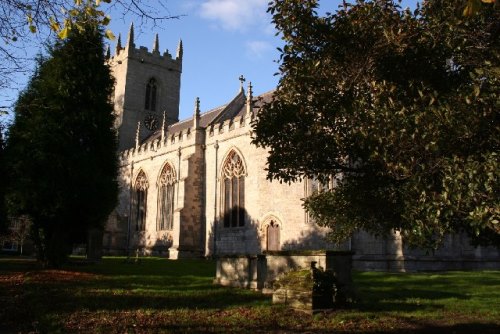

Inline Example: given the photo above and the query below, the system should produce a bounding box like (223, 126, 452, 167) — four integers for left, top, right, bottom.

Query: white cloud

(245, 40, 273, 58)
(199, 0, 269, 32)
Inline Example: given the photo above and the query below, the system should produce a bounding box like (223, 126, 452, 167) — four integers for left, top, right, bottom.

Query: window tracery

(157, 163, 176, 231)
(221, 150, 245, 228)
(134, 170, 148, 231)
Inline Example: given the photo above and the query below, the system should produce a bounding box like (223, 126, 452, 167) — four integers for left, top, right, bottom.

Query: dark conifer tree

(6, 19, 118, 267)
(0, 122, 7, 234)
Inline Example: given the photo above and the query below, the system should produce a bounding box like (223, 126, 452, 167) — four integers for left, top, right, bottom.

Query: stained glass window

(221, 151, 245, 228)
(157, 163, 176, 230)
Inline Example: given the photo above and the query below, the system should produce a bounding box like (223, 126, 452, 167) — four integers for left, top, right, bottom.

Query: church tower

(108, 24, 183, 151)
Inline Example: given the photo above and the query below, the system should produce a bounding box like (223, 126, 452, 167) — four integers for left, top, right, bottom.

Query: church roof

(141, 89, 274, 144)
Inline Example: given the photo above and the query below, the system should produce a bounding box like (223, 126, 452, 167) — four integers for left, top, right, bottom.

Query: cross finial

(239, 75, 246, 92)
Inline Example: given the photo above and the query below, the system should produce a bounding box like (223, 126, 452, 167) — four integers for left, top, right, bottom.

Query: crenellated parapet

(207, 112, 253, 138)
(118, 83, 265, 165)
(120, 124, 195, 163)
(119, 110, 256, 164)
(108, 23, 182, 72)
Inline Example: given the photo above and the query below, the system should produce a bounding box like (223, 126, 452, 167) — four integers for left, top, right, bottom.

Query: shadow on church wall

(206, 207, 262, 256)
(281, 226, 336, 252)
(150, 233, 173, 256)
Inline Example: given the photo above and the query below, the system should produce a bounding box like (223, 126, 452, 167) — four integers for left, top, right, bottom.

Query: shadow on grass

(0, 256, 270, 311)
(21, 279, 269, 311)
(377, 321, 500, 334)
(1, 257, 499, 334)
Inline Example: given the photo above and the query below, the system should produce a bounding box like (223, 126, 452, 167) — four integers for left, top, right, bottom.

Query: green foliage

(253, 0, 500, 249)
(5, 17, 118, 267)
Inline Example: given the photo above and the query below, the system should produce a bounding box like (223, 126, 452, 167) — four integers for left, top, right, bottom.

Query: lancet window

(157, 163, 176, 231)
(145, 78, 157, 111)
(134, 170, 148, 231)
(221, 150, 245, 228)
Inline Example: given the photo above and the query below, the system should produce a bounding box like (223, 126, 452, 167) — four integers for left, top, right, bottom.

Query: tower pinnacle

(115, 33, 122, 55)
(161, 110, 166, 144)
(246, 81, 253, 114)
(135, 121, 140, 149)
(153, 33, 160, 54)
(127, 23, 135, 49)
(176, 39, 183, 60)
(194, 97, 201, 129)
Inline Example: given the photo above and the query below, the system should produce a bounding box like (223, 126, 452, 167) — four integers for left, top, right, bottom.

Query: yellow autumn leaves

(464, 0, 497, 16)
(27, 0, 114, 40)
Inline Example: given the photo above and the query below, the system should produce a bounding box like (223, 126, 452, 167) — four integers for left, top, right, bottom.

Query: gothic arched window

(134, 170, 149, 231)
(221, 150, 245, 228)
(157, 163, 176, 230)
(145, 78, 157, 111)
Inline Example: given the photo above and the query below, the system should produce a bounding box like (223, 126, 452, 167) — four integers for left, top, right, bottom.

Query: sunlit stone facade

(103, 29, 499, 270)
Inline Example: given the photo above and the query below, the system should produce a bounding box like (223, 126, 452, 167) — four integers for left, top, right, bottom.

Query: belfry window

(157, 163, 176, 231)
(145, 78, 157, 111)
(134, 170, 148, 231)
(221, 150, 245, 228)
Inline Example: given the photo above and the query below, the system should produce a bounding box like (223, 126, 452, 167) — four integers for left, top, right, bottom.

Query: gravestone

(87, 228, 103, 262)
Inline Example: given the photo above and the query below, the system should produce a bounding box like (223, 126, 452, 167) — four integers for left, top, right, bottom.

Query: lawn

(0, 256, 499, 333)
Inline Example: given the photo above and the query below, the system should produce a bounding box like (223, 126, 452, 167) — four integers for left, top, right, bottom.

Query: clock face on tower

(144, 114, 159, 131)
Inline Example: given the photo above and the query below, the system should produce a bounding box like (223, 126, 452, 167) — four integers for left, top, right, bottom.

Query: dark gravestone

(87, 228, 103, 262)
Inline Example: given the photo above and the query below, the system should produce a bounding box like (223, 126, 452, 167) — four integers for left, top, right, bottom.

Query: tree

(5, 10, 118, 267)
(0, 117, 7, 234)
(252, 0, 499, 250)
(0, 0, 181, 94)
(464, 0, 498, 16)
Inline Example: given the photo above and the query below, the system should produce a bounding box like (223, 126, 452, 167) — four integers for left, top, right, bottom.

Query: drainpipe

(177, 147, 181, 205)
(127, 161, 134, 259)
(213, 140, 219, 256)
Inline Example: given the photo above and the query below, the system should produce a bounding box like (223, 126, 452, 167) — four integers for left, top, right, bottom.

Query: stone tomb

(214, 250, 353, 291)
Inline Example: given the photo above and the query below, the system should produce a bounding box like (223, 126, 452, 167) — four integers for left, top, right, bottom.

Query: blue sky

(151, 0, 417, 120)
(116, 0, 284, 121)
(1, 0, 418, 124)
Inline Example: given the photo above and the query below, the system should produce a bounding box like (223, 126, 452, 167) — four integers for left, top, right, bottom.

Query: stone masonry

(102, 31, 499, 270)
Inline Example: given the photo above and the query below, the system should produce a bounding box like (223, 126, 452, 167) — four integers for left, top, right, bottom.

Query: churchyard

(1, 256, 499, 333)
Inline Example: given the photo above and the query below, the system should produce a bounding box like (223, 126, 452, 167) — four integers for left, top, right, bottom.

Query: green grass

(1, 256, 499, 333)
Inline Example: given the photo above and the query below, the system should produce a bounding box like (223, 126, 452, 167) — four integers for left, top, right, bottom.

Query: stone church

(103, 26, 499, 271)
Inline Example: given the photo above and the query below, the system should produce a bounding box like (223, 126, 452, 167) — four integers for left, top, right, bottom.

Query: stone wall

(203, 112, 331, 256)
(352, 230, 500, 271)
(214, 251, 353, 293)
